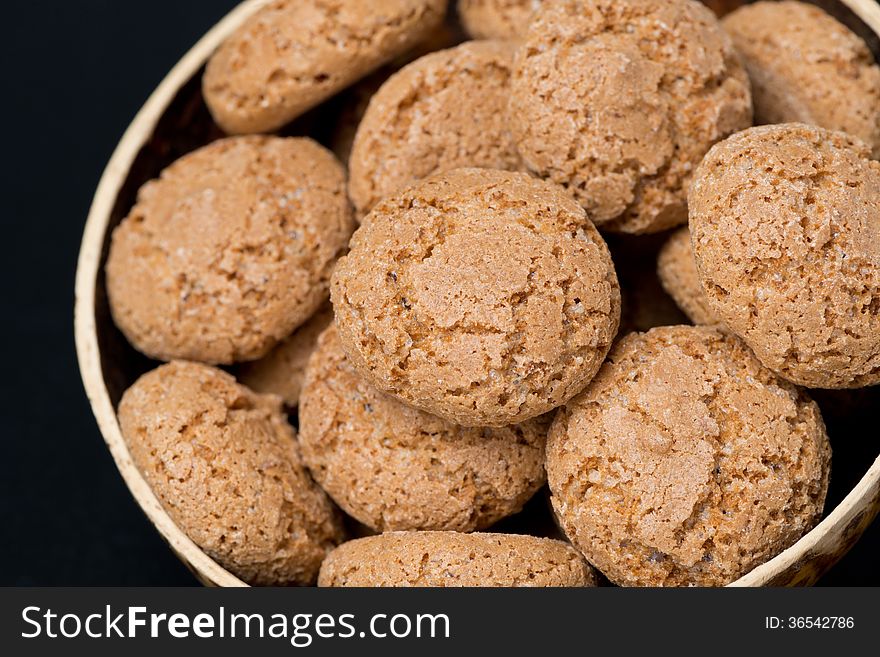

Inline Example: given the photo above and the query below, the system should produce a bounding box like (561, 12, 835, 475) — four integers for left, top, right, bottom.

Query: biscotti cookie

(318, 532, 596, 586)
(689, 123, 880, 388)
(458, 0, 541, 40)
(118, 361, 345, 585)
(509, 0, 752, 233)
(298, 325, 547, 532)
(203, 0, 449, 134)
(722, 1, 880, 157)
(546, 325, 830, 587)
(331, 167, 621, 427)
(106, 136, 354, 364)
(656, 227, 720, 326)
(348, 40, 522, 217)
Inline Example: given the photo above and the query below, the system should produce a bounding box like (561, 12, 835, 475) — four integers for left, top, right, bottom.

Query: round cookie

(117, 361, 345, 586)
(106, 136, 354, 364)
(689, 123, 880, 388)
(203, 0, 449, 134)
(722, 1, 880, 158)
(657, 227, 720, 325)
(331, 167, 621, 427)
(318, 532, 596, 586)
(299, 325, 547, 532)
(458, 0, 541, 40)
(509, 0, 752, 234)
(546, 325, 831, 587)
(348, 40, 522, 217)
(237, 302, 334, 407)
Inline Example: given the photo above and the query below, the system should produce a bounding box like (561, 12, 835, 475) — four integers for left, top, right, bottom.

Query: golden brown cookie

(318, 531, 596, 586)
(203, 0, 449, 134)
(298, 325, 547, 532)
(458, 0, 541, 40)
(348, 40, 522, 217)
(722, 1, 880, 157)
(331, 167, 621, 427)
(106, 136, 354, 364)
(509, 0, 752, 234)
(117, 361, 345, 585)
(546, 325, 831, 587)
(656, 227, 720, 325)
(689, 123, 880, 388)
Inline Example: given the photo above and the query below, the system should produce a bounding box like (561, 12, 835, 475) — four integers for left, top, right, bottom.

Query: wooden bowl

(75, 0, 880, 587)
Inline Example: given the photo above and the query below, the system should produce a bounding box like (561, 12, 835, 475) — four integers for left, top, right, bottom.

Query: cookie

(546, 325, 831, 587)
(509, 0, 752, 233)
(656, 227, 720, 325)
(458, 0, 541, 40)
(117, 361, 345, 585)
(318, 531, 596, 586)
(348, 40, 522, 217)
(331, 167, 621, 427)
(689, 123, 880, 388)
(298, 325, 547, 532)
(722, 1, 880, 157)
(106, 136, 354, 364)
(203, 0, 449, 134)
(237, 302, 334, 407)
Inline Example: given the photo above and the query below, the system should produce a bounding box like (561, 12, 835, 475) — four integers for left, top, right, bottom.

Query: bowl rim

(74, 0, 880, 588)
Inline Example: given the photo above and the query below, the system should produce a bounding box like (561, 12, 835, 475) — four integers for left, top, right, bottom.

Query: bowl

(74, 0, 880, 587)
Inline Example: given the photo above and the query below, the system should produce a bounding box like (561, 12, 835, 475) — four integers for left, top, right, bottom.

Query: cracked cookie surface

(348, 40, 522, 217)
(546, 325, 830, 587)
(331, 167, 621, 427)
(299, 325, 547, 532)
(318, 531, 596, 586)
(689, 123, 880, 388)
(118, 361, 345, 585)
(106, 136, 354, 364)
(509, 0, 752, 233)
(458, 0, 542, 40)
(657, 227, 720, 326)
(722, 1, 880, 158)
(203, 0, 449, 134)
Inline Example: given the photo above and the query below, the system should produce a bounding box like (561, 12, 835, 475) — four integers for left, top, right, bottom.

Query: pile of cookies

(106, 0, 880, 586)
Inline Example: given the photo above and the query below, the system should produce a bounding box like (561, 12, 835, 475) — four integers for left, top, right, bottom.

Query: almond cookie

(331, 167, 621, 427)
(203, 0, 449, 134)
(458, 0, 541, 40)
(348, 40, 522, 217)
(106, 136, 354, 364)
(118, 361, 345, 585)
(237, 302, 334, 407)
(546, 325, 831, 587)
(656, 227, 720, 325)
(509, 0, 752, 234)
(318, 532, 596, 586)
(722, 1, 880, 157)
(689, 123, 880, 388)
(299, 325, 547, 532)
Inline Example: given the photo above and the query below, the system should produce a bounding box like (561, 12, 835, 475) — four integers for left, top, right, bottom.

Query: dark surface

(0, 0, 878, 586)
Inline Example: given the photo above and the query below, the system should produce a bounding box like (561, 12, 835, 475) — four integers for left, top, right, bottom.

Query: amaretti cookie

(722, 1, 880, 157)
(237, 302, 333, 407)
(203, 0, 449, 134)
(331, 167, 621, 427)
(546, 325, 831, 587)
(348, 40, 522, 217)
(509, 0, 752, 233)
(318, 532, 596, 586)
(117, 361, 345, 585)
(298, 326, 547, 532)
(106, 136, 354, 364)
(458, 0, 541, 40)
(657, 227, 720, 325)
(689, 123, 880, 388)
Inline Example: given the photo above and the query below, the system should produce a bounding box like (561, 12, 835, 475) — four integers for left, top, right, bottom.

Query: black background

(1, 0, 877, 585)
